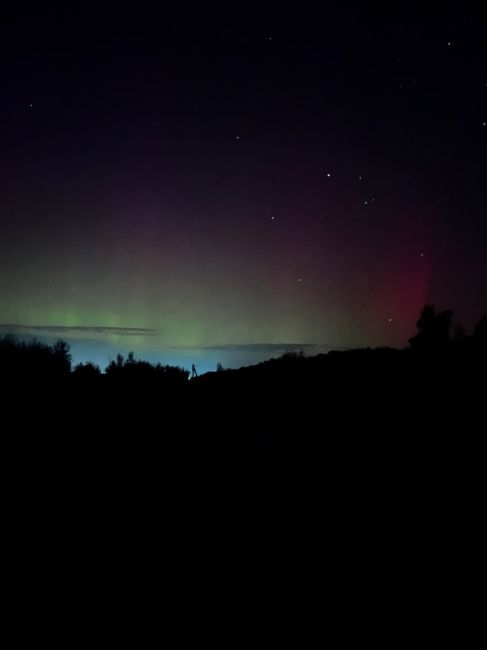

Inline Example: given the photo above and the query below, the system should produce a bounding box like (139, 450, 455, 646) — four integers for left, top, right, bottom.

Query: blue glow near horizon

(0, 325, 331, 373)
(67, 340, 319, 373)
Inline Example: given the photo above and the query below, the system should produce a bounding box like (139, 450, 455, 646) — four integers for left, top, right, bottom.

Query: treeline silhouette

(0, 336, 190, 385)
(2, 304, 484, 584)
(2, 305, 485, 386)
(1, 304, 485, 457)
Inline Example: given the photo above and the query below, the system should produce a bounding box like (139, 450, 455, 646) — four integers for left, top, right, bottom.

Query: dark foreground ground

(1, 344, 484, 640)
(3, 344, 484, 473)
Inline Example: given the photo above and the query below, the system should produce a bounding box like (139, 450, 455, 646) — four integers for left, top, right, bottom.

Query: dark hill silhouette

(1, 305, 484, 623)
(1, 305, 485, 457)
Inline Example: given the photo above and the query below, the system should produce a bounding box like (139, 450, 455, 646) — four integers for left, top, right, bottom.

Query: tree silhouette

(0, 335, 72, 382)
(105, 352, 189, 385)
(409, 305, 453, 350)
(453, 323, 466, 345)
(473, 315, 487, 348)
(73, 362, 101, 380)
(53, 339, 72, 375)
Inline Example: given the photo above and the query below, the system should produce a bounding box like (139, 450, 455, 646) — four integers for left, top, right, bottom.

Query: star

(387, 317, 393, 324)
(325, 172, 332, 178)
(29, 103, 33, 108)
(358, 176, 363, 181)
(420, 252, 425, 258)
(297, 277, 303, 283)
(235, 135, 240, 141)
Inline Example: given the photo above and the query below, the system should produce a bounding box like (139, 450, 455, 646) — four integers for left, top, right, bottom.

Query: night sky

(1, 4, 486, 369)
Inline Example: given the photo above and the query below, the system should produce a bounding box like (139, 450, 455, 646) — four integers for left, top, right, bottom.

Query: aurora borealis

(1, 5, 486, 370)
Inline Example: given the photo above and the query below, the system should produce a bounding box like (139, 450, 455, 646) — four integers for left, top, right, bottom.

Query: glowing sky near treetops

(0, 6, 485, 369)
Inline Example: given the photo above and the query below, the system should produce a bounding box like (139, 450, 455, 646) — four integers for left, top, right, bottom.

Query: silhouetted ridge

(0, 305, 485, 454)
